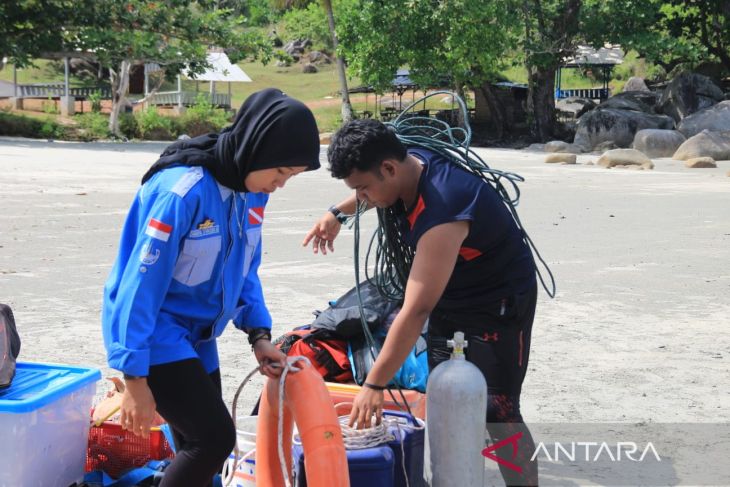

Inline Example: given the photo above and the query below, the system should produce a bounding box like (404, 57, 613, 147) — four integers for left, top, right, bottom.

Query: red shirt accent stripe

(459, 246, 483, 261)
(407, 195, 426, 229)
(148, 218, 172, 233)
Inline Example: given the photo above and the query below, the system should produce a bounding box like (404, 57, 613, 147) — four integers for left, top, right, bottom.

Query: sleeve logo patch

(145, 218, 173, 242)
(190, 218, 220, 238)
(139, 242, 160, 265)
(248, 207, 264, 225)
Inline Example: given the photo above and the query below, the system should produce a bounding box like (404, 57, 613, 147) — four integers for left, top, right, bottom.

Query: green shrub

(178, 94, 232, 137)
(119, 112, 140, 140)
(75, 112, 110, 140)
(0, 110, 64, 139)
(88, 92, 103, 113)
(273, 50, 295, 66)
(137, 107, 175, 140)
(39, 117, 65, 139)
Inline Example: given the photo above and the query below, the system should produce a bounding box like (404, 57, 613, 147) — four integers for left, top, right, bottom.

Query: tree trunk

(475, 82, 507, 139)
(322, 0, 353, 124)
(526, 62, 558, 142)
(455, 82, 467, 128)
(108, 59, 131, 138)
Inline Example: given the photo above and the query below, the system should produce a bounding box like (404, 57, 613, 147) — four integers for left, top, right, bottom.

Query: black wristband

(123, 373, 146, 380)
(245, 327, 272, 347)
(363, 382, 387, 391)
(328, 205, 349, 224)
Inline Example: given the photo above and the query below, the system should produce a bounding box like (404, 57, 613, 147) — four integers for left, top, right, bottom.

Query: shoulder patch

(171, 166, 204, 197)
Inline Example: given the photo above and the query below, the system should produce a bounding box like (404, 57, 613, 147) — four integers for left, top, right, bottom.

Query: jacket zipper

(207, 191, 240, 340)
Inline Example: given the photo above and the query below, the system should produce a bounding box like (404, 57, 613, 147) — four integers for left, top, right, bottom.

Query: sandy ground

(1, 138, 729, 483)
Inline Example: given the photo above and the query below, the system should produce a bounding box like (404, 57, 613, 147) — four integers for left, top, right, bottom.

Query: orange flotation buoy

(256, 359, 350, 487)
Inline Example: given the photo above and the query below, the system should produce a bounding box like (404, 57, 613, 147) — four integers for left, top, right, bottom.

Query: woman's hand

(120, 378, 157, 439)
(348, 386, 384, 429)
(253, 339, 287, 379)
(302, 211, 341, 255)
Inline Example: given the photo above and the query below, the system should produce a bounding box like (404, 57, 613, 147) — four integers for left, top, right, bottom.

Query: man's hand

(348, 386, 384, 429)
(302, 211, 341, 255)
(120, 378, 156, 439)
(253, 339, 287, 379)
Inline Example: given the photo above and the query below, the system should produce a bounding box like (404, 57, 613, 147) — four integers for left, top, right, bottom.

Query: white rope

(223, 365, 262, 486)
(224, 356, 309, 487)
(293, 402, 425, 487)
(226, 361, 425, 487)
(277, 356, 310, 487)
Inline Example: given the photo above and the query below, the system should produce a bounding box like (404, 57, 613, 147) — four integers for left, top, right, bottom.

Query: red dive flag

(248, 207, 264, 225)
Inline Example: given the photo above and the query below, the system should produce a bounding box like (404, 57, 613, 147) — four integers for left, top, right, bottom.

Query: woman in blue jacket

(102, 88, 320, 486)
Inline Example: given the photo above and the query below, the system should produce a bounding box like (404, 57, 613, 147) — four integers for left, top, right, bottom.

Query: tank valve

(446, 331, 467, 358)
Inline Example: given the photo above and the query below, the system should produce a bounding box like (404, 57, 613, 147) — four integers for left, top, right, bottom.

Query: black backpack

(0, 304, 21, 389)
(310, 280, 400, 338)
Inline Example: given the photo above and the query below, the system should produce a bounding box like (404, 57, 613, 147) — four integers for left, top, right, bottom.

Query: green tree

(73, 1, 271, 137)
(338, 0, 519, 134)
(281, 3, 333, 50)
(518, 0, 583, 140)
(586, 0, 729, 75)
(0, 0, 96, 67)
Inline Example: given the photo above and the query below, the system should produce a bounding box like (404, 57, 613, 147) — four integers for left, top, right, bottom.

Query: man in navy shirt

(304, 119, 539, 485)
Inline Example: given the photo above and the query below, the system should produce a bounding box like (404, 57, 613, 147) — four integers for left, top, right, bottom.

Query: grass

(148, 60, 361, 132)
(0, 60, 65, 84)
(1, 51, 665, 136)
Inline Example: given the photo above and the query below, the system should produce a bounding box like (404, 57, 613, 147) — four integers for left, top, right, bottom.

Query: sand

(0, 138, 728, 433)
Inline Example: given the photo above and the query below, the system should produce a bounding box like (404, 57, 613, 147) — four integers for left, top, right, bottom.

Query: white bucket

(223, 415, 258, 487)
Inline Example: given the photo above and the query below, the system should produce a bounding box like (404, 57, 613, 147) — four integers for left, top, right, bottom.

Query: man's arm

(362, 220, 469, 387)
(349, 220, 469, 427)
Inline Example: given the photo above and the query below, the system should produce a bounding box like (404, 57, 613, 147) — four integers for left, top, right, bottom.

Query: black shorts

(427, 281, 537, 396)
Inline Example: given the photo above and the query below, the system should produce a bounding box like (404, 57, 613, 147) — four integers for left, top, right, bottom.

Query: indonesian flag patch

(248, 207, 264, 225)
(145, 218, 173, 242)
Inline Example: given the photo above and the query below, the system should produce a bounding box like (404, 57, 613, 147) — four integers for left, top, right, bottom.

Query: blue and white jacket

(102, 166, 271, 376)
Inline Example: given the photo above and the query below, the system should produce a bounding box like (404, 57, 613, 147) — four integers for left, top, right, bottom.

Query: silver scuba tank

(425, 332, 487, 486)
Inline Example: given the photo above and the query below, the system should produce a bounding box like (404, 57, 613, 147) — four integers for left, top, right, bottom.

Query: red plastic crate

(86, 422, 174, 479)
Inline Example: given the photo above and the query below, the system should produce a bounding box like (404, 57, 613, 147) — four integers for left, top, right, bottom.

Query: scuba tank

(425, 332, 487, 486)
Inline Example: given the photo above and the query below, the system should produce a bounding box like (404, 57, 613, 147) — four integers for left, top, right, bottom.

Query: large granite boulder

(598, 91, 658, 113)
(677, 101, 730, 138)
(574, 108, 674, 150)
(302, 63, 318, 74)
(597, 149, 654, 170)
(544, 140, 584, 154)
(556, 97, 596, 118)
(659, 73, 725, 122)
(623, 77, 650, 92)
(685, 157, 717, 168)
(544, 153, 577, 164)
(283, 38, 312, 57)
(632, 129, 686, 158)
(672, 130, 730, 161)
(308, 51, 332, 64)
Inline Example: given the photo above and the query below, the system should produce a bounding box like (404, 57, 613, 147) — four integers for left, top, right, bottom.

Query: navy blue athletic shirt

(396, 148, 535, 318)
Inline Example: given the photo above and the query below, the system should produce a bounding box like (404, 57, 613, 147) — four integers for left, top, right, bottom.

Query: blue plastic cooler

(0, 362, 101, 487)
(385, 410, 426, 487)
(293, 443, 395, 487)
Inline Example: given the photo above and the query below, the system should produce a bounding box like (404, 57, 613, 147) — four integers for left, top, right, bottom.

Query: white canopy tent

(145, 52, 252, 109)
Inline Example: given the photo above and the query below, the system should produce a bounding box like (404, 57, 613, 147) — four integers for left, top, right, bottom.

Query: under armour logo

(482, 332, 499, 342)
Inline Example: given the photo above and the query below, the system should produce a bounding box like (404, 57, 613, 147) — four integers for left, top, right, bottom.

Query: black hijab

(141, 88, 320, 191)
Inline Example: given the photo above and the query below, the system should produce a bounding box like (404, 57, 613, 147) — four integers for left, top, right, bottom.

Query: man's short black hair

(327, 119, 407, 179)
